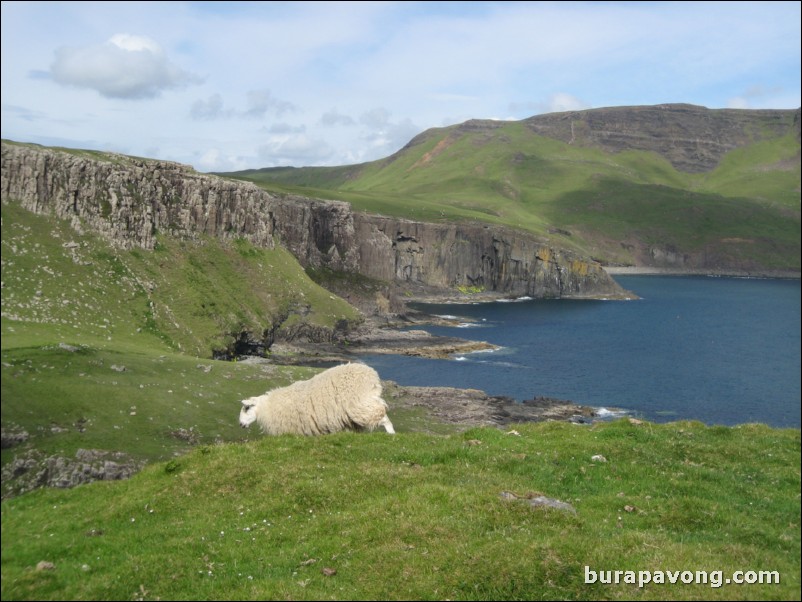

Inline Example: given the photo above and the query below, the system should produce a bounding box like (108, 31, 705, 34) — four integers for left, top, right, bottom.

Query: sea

(359, 276, 801, 428)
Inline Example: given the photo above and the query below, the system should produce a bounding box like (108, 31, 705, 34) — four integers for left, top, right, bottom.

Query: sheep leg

(379, 415, 396, 434)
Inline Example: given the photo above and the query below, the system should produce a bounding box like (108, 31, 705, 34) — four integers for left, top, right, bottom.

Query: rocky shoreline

(385, 383, 603, 430)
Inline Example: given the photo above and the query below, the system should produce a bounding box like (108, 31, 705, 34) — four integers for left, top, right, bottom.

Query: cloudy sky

(2, 1, 799, 172)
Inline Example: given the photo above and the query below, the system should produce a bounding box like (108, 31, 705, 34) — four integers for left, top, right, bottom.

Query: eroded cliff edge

(1, 141, 627, 301)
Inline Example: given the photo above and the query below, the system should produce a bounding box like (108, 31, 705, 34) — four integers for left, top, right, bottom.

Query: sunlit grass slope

(2, 420, 799, 600)
(1, 201, 359, 483)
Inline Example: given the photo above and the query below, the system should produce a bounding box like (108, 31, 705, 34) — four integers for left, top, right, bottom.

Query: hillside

(0, 200, 364, 495)
(226, 104, 801, 274)
(2, 421, 799, 600)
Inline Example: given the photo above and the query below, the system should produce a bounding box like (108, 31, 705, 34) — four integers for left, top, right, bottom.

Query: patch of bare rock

(385, 383, 598, 429)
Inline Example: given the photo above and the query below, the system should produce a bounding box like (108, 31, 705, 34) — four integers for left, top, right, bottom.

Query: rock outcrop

(1, 448, 144, 499)
(1, 141, 626, 299)
(385, 384, 601, 430)
(523, 104, 800, 173)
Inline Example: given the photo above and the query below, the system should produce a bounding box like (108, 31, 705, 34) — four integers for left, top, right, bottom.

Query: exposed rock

(168, 427, 201, 444)
(1, 448, 145, 499)
(1, 142, 627, 302)
(524, 104, 799, 173)
(500, 490, 577, 514)
(345, 323, 498, 359)
(1, 425, 30, 449)
(386, 383, 601, 429)
(351, 214, 628, 299)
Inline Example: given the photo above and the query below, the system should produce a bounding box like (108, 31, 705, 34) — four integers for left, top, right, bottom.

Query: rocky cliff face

(351, 215, 618, 298)
(524, 104, 799, 173)
(1, 143, 278, 250)
(1, 142, 625, 299)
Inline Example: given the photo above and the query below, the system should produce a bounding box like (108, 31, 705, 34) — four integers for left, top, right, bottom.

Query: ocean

(359, 276, 801, 427)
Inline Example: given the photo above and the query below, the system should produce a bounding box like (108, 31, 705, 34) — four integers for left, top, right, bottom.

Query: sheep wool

(239, 363, 395, 436)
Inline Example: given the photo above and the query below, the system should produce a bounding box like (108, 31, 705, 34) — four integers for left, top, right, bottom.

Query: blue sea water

(360, 276, 801, 428)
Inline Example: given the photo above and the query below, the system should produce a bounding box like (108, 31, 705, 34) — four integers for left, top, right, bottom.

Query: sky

(2, 1, 800, 173)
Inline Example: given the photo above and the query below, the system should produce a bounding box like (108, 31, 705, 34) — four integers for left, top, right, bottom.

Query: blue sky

(2, 1, 799, 172)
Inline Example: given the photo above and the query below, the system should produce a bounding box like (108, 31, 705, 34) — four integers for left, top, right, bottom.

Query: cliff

(1, 141, 626, 300)
(523, 103, 800, 173)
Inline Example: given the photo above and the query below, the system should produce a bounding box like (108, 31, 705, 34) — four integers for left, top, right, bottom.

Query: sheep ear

(241, 399, 252, 407)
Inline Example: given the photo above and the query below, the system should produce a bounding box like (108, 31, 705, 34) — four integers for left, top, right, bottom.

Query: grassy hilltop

(2, 421, 800, 600)
(224, 105, 801, 272)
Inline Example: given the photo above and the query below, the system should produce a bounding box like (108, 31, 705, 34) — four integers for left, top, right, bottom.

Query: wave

(594, 407, 631, 420)
(496, 296, 533, 303)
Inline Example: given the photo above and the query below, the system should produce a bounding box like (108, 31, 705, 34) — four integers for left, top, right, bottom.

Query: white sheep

(239, 363, 395, 435)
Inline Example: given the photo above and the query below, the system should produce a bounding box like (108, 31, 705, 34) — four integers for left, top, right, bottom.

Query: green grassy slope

(226, 119, 801, 270)
(1, 202, 361, 491)
(2, 421, 799, 600)
(1, 202, 360, 357)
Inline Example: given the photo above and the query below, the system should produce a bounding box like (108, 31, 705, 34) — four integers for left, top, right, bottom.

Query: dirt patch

(409, 135, 456, 170)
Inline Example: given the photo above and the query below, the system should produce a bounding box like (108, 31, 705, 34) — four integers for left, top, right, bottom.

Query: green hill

(2, 420, 799, 600)
(224, 105, 801, 272)
(0, 201, 361, 496)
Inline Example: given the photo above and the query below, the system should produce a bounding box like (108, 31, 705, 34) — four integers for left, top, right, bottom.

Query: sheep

(239, 363, 395, 436)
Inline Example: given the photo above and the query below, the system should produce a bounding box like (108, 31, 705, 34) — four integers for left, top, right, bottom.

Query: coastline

(384, 383, 614, 430)
(603, 266, 801, 279)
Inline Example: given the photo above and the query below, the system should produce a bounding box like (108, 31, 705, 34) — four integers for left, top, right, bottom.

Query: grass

(224, 119, 800, 270)
(0, 342, 315, 475)
(0, 200, 363, 496)
(1, 202, 361, 358)
(1, 420, 799, 600)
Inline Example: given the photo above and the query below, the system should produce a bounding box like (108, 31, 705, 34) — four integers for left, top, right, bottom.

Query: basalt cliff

(1, 141, 626, 301)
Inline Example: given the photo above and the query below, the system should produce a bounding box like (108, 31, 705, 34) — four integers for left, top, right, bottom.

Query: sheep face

(239, 397, 259, 428)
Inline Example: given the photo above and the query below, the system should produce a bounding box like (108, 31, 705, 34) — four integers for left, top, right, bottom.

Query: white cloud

(2, 2, 798, 171)
(360, 107, 391, 129)
(727, 97, 750, 110)
(2, 104, 46, 122)
(191, 94, 226, 120)
(190, 90, 296, 121)
(543, 93, 591, 114)
(509, 93, 591, 118)
(49, 34, 202, 99)
(243, 89, 296, 118)
(320, 109, 356, 127)
(265, 122, 307, 134)
(357, 109, 420, 159)
(727, 85, 794, 110)
(196, 148, 250, 173)
(258, 133, 335, 166)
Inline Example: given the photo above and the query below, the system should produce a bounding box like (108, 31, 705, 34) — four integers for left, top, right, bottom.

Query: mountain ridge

(226, 104, 800, 274)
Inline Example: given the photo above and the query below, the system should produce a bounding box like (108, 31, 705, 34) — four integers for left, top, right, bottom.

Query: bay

(360, 276, 801, 428)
